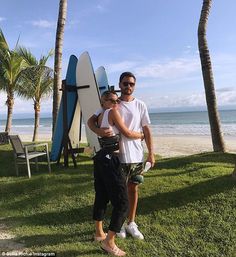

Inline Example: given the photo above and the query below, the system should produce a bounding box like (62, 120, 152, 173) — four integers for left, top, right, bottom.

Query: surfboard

(95, 66, 109, 95)
(69, 101, 81, 148)
(76, 52, 101, 153)
(50, 55, 80, 161)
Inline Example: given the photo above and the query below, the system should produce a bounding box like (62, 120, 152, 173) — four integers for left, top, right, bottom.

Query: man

(88, 71, 155, 240)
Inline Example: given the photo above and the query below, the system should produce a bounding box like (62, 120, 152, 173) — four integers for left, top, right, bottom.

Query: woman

(90, 91, 144, 256)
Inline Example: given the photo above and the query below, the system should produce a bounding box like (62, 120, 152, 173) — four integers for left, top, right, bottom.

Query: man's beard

(122, 89, 132, 95)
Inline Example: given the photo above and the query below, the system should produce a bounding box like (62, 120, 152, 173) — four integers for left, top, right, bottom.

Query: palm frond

(16, 64, 53, 101)
(14, 33, 21, 49)
(39, 49, 54, 66)
(0, 28, 9, 50)
(16, 46, 37, 66)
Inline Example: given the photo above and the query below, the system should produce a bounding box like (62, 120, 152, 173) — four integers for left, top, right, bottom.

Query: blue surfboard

(95, 66, 109, 95)
(50, 55, 79, 161)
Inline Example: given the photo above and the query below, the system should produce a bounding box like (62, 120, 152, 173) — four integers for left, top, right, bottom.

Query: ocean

(0, 110, 236, 137)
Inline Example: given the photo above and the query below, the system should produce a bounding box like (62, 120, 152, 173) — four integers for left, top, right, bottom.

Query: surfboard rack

(109, 85, 121, 93)
(60, 79, 84, 168)
(77, 85, 90, 90)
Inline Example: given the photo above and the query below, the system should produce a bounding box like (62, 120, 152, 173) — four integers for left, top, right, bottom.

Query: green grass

(0, 143, 236, 257)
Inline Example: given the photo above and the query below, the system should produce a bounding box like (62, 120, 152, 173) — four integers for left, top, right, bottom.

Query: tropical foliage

(0, 29, 27, 133)
(16, 47, 53, 141)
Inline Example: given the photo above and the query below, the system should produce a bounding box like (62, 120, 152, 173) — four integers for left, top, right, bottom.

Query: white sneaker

(126, 222, 144, 240)
(116, 224, 126, 238)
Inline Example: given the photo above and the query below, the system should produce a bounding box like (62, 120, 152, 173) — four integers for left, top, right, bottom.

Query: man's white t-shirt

(118, 98, 150, 163)
(94, 98, 150, 163)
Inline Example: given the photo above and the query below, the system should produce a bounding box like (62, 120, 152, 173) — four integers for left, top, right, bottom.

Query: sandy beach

(149, 135, 236, 157)
(19, 134, 236, 158)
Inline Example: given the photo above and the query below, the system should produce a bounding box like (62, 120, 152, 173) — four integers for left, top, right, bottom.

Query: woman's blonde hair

(101, 90, 118, 107)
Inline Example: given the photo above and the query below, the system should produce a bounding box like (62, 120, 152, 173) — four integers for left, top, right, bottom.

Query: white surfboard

(76, 52, 101, 152)
(69, 103, 81, 148)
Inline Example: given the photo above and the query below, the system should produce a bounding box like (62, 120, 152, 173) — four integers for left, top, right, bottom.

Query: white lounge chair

(8, 135, 51, 178)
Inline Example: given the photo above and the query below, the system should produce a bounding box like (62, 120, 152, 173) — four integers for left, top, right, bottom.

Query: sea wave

(150, 124, 236, 136)
(3, 123, 235, 137)
(0, 124, 51, 128)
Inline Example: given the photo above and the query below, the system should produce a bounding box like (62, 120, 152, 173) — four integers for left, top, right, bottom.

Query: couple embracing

(88, 71, 155, 256)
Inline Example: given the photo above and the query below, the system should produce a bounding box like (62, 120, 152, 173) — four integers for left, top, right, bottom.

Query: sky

(0, 0, 236, 117)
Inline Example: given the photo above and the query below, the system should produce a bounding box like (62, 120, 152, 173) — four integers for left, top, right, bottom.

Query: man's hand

(146, 153, 155, 168)
(142, 125, 155, 168)
(88, 115, 113, 137)
(97, 127, 113, 137)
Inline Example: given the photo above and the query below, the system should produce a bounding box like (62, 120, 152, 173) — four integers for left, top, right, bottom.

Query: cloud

(183, 45, 192, 54)
(108, 52, 236, 79)
(1, 89, 235, 115)
(136, 88, 236, 109)
(96, 4, 107, 12)
(135, 58, 200, 79)
(79, 0, 111, 18)
(66, 19, 80, 29)
(107, 61, 138, 73)
(107, 56, 201, 80)
(83, 40, 116, 49)
(217, 90, 236, 105)
(1, 51, 235, 113)
(31, 20, 56, 29)
(19, 40, 38, 48)
(216, 87, 235, 92)
(0, 92, 53, 115)
(139, 92, 206, 109)
(96, 0, 111, 13)
(0, 17, 6, 22)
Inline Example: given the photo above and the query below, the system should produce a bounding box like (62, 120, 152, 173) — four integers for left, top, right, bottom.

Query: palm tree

(52, 0, 67, 134)
(0, 29, 27, 133)
(17, 47, 53, 141)
(198, 0, 225, 152)
(232, 166, 236, 179)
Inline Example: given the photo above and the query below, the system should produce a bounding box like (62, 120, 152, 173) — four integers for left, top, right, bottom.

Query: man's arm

(87, 115, 113, 137)
(142, 125, 155, 167)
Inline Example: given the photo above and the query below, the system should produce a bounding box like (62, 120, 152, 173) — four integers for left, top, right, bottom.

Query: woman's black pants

(93, 149, 129, 233)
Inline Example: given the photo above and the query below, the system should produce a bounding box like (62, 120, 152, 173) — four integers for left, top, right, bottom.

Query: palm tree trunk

(52, 0, 67, 135)
(232, 163, 236, 179)
(198, 0, 225, 152)
(33, 101, 40, 142)
(5, 91, 14, 133)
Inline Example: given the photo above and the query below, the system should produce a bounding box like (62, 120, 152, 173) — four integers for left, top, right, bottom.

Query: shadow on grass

(158, 152, 236, 169)
(148, 164, 213, 178)
(139, 174, 236, 214)
(20, 231, 94, 247)
(17, 232, 99, 253)
(0, 146, 16, 177)
(5, 204, 93, 228)
(149, 152, 236, 177)
(0, 157, 94, 178)
(1, 165, 94, 214)
(4, 209, 104, 256)
(58, 249, 102, 257)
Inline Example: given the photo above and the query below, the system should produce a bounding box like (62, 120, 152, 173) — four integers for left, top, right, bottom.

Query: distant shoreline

(1, 106, 236, 120)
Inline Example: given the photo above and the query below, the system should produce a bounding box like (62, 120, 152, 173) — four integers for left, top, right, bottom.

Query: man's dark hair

(119, 72, 136, 83)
